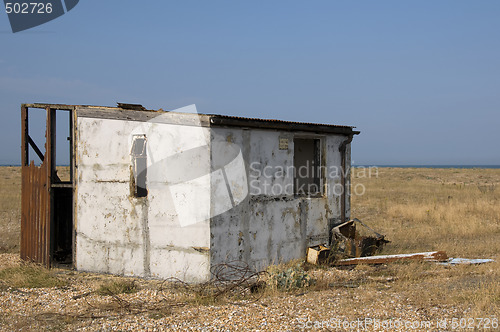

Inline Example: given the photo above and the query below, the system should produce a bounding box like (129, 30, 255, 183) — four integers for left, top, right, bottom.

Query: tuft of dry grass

(96, 279, 139, 296)
(0, 263, 67, 289)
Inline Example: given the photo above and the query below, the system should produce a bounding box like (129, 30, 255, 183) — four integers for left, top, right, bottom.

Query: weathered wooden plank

(22, 103, 74, 110)
(76, 106, 211, 127)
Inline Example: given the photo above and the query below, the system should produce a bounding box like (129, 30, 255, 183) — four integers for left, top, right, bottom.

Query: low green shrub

(267, 263, 313, 291)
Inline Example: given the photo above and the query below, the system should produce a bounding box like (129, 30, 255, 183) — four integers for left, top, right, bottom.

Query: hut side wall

(209, 127, 349, 271)
(74, 114, 211, 282)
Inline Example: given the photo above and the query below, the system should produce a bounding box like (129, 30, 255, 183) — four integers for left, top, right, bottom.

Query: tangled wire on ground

(162, 260, 268, 304)
(35, 260, 269, 322)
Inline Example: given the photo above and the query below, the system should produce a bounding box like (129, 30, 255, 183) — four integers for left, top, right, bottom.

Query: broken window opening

(26, 108, 47, 166)
(54, 110, 71, 182)
(131, 135, 148, 198)
(293, 138, 322, 196)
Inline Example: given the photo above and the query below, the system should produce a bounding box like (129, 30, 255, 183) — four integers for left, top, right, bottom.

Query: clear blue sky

(1, 1, 499, 165)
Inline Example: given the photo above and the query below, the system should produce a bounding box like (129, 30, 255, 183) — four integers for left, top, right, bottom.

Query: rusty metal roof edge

(208, 114, 360, 135)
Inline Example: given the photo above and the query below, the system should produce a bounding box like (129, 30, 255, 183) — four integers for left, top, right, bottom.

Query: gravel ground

(0, 254, 484, 331)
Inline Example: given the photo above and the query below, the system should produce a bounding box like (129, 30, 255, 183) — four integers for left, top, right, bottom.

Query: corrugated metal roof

(209, 114, 359, 135)
(208, 114, 356, 129)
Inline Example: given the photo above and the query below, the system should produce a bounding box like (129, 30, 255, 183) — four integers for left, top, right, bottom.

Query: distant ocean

(0, 164, 70, 167)
(2, 164, 500, 169)
(353, 165, 500, 169)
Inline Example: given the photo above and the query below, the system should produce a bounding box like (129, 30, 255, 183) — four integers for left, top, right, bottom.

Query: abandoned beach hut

(21, 103, 359, 282)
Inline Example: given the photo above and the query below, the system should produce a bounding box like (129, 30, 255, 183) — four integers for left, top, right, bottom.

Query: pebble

(0, 253, 486, 331)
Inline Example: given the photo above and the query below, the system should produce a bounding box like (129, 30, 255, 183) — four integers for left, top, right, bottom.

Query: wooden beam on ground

(335, 251, 449, 266)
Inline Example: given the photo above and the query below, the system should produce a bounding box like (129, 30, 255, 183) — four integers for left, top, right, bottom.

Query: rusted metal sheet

(20, 106, 52, 267)
(21, 161, 51, 266)
(306, 218, 389, 265)
(210, 115, 360, 135)
(335, 251, 449, 266)
(331, 218, 389, 258)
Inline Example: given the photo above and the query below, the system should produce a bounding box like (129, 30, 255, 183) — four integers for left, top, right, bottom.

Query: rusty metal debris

(335, 251, 449, 266)
(306, 219, 494, 268)
(331, 218, 389, 258)
(306, 245, 330, 265)
(306, 218, 389, 265)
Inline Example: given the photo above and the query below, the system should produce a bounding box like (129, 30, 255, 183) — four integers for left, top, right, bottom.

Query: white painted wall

(75, 114, 211, 282)
(210, 127, 349, 271)
(74, 110, 353, 281)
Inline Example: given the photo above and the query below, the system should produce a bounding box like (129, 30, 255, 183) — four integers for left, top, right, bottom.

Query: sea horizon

(353, 165, 500, 169)
(2, 163, 500, 169)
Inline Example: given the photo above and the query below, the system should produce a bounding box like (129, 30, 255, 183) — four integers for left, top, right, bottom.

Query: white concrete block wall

(75, 115, 211, 282)
(209, 127, 348, 271)
(74, 110, 352, 281)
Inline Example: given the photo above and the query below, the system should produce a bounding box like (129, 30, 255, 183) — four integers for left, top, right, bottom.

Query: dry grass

(351, 167, 500, 258)
(0, 264, 67, 289)
(0, 167, 21, 253)
(96, 279, 139, 296)
(0, 166, 498, 329)
(351, 167, 500, 317)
